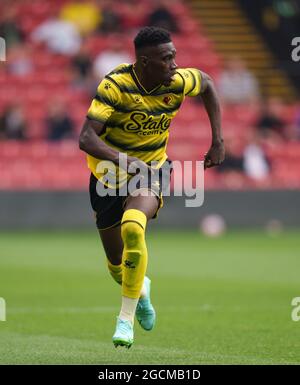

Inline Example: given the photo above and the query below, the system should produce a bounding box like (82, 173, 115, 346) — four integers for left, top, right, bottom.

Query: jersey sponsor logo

(124, 112, 171, 135)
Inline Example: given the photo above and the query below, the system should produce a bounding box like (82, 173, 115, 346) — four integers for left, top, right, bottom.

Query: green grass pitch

(0, 229, 300, 364)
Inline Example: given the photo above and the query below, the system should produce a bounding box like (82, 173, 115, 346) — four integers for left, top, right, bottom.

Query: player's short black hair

(134, 26, 171, 50)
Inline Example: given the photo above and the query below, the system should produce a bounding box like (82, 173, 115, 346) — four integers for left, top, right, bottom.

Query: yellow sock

(121, 209, 148, 299)
(107, 259, 147, 297)
(107, 259, 122, 285)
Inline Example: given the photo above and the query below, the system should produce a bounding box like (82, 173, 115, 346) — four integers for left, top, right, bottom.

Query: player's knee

(121, 221, 144, 249)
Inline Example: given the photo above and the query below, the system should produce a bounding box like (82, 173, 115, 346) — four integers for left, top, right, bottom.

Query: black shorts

(89, 159, 172, 230)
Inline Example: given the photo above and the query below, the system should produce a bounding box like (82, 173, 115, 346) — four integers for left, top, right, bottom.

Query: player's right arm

(79, 79, 151, 175)
(79, 118, 152, 176)
(79, 118, 119, 164)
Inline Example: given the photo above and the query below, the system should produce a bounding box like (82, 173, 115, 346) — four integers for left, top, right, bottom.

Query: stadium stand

(0, 0, 299, 190)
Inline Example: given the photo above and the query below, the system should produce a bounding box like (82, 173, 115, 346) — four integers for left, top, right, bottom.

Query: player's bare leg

(112, 190, 158, 348)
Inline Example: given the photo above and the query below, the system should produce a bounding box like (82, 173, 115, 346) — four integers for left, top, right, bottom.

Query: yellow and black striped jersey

(86, 63, 202, 181)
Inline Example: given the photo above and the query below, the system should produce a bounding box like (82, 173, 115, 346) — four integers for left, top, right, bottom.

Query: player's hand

(204, 140, 225, 169)
(126, 156, 154, 177)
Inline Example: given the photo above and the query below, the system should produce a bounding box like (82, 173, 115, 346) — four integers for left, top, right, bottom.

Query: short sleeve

(178, 68, 202, 97)
(87, 78, 121, 123)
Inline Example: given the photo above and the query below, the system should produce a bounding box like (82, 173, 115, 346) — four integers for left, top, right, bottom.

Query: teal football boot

(112, 317, 134, 348)
(136, 276, 156, 331)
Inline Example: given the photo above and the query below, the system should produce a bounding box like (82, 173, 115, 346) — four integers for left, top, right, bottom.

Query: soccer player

(79, 27, 225, 348)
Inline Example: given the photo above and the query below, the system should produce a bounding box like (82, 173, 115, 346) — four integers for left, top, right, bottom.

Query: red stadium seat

(0, 0, 299, 191)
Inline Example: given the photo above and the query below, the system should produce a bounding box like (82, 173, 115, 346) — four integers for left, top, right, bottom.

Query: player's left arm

(200, 71, 225, 169)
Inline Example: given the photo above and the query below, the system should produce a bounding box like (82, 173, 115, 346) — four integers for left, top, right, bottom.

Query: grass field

(0, 229, 300, 365)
